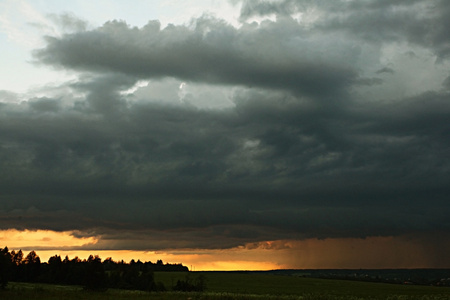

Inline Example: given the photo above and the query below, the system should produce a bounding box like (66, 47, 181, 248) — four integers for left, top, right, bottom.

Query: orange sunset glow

(2, 229, 449, 270)
(0, 229, 98, 249)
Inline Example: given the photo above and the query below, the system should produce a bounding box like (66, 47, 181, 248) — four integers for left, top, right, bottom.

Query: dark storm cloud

(33, 16, 365, 97)
(1, 1, 450, 251)
(1, 80, 449, 249)
(239, 0, 450, 60)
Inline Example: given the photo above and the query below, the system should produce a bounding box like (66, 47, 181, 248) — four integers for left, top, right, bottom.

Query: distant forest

(0, 246, 201, 292)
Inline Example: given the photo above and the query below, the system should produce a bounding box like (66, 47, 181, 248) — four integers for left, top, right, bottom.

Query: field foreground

(2, 271, 450, 300)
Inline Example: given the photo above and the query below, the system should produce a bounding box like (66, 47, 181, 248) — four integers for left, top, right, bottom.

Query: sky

(0, 0, 449, 270)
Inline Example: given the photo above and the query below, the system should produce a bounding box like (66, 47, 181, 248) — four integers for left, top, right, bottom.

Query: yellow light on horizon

(20, 250, 282, 271)
(0, 229, 285, 270)
(0, 229, 97, 250)
(1, 229, 448, 269)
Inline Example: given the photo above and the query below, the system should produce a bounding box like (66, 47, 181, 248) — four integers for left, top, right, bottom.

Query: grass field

(155, 272, 450, 298)
(2, 272, 450, 299)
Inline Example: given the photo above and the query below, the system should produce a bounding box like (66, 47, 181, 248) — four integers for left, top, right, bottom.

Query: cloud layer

(1, 0, 450, 253)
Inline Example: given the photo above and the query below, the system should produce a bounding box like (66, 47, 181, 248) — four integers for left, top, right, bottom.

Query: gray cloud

(47, 12, 89, 33)
(375, 67, 394, 75)
(443, 75, 450, 90)
(238, 0, 450, 60)
(1, 3, 450, 252)
(0, 90, 20, 103)
(1, 79, 449, 250)
(33, 16, 368, 97)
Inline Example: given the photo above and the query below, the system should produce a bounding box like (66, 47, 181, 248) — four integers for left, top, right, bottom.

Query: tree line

(0, 246, 202, 292)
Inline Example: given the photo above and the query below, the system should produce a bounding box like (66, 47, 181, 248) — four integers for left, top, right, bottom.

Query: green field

(2, 272, 450, 300)
(155, 272, 450, 298)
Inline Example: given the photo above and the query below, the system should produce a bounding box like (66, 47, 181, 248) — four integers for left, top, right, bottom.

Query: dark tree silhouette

(45, 255, 63, 283)
(0, 247, 12, 289)
(10, 249, 23, 281)
(11, 249, 23, 266)
(23, 250, 41, 282)
(0, 247, 188, 292)
(83, 255, 107, 291)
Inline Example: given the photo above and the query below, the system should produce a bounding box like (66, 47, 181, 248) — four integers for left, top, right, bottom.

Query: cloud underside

(1, 0, 450, 251)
